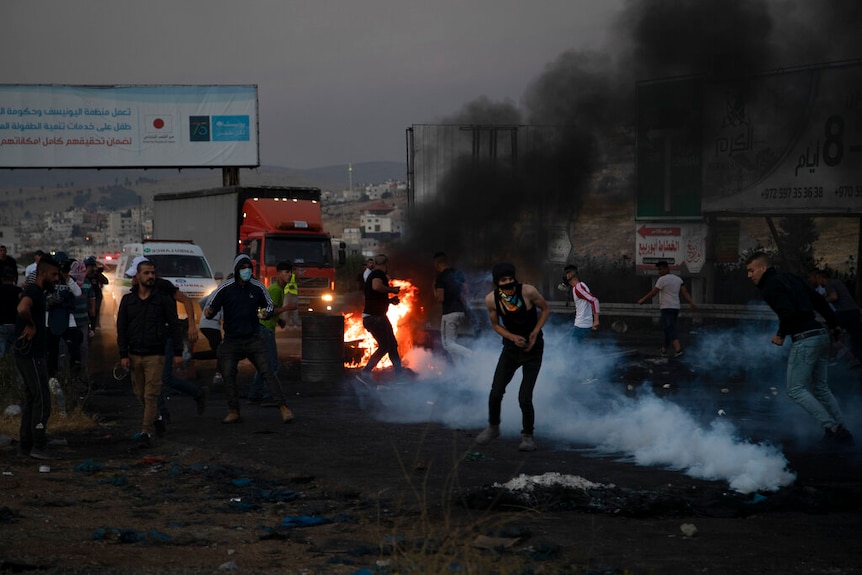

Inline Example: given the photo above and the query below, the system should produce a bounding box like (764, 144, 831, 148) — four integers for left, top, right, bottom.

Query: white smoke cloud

(361, 322, 803, 494)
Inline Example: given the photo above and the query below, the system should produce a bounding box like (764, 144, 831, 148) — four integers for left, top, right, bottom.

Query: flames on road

(343, 279, 419, 369)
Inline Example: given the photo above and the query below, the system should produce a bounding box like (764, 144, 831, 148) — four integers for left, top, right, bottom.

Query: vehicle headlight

(321, 294, 334, 302)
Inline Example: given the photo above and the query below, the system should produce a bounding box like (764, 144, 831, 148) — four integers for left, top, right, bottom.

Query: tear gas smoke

(358, 322, 822, 494)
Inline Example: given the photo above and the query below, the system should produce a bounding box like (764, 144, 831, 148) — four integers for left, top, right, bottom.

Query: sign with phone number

(702, 62, 862, 215)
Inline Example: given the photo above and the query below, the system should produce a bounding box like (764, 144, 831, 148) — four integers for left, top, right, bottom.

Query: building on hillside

(0, 226, 18, 254)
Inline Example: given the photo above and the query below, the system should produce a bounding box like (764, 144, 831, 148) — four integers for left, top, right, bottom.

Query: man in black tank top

(475, 262, 549, 452)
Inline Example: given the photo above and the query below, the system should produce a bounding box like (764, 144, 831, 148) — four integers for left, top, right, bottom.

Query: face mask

(239, 268, 253, 281)
(497, 281, 516, 293)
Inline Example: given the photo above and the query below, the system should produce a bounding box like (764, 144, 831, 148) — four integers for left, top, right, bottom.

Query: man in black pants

(476, 262, 550, 452)
(355, 254, 405, 387)
(14, 257, 60, 459)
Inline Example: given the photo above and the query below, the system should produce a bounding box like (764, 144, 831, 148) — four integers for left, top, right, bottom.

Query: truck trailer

(153, 186, 339, 312)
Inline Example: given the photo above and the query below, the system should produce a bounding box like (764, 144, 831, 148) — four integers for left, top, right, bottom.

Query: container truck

(153, 186, 341, 312)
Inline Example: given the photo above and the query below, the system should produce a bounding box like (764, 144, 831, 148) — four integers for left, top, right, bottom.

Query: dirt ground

(2, 323, 861, 575)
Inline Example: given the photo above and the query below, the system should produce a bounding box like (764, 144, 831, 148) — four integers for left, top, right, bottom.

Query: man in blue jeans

(746, 252, 853, 445)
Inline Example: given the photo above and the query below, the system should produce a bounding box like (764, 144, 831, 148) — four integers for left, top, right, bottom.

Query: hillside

(0, 162, 407, 219)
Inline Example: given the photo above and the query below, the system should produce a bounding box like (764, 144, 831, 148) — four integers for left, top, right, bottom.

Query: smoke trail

(363, 322, 802, 494)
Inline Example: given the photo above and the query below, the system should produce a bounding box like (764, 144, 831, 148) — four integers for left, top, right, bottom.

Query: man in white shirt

(637, 261, 697, 357)
(563, 265, 599, 342)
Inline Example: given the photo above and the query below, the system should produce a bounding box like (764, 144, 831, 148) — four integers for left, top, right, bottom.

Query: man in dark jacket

(117, 259, 183, 447)
(14, 257, 60, 459)
(746, 252, 853, 445)
(205, 254, 294, 425)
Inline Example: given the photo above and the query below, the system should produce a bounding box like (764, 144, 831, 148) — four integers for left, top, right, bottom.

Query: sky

(0, 0, 622, 169)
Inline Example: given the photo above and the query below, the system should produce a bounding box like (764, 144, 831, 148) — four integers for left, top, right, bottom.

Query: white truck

(108, 240, 218, 321)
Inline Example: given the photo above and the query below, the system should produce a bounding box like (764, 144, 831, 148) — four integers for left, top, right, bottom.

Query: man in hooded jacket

(205, 254, 295, 424)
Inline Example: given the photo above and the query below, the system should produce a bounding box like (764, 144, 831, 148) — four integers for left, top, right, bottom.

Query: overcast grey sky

(0, 0, 622, 169)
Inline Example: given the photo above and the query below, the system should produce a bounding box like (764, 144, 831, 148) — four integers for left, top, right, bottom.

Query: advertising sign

(703, 62, 862, 214)
(0, 85, 259, 168)
(636, 222, 707, 273)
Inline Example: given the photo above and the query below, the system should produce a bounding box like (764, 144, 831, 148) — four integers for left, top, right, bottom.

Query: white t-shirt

(572, 281, 600, 328)
(654, 273, 684, 309)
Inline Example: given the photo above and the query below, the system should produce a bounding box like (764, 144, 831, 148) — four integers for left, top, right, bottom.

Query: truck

(153, 186, 341, 312)
(108, 239, 219, 318)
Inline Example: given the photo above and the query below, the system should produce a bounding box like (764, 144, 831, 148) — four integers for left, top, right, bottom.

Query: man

(0, 245, 18, 284)
(563, 265, 600, 341)
(355, 254, 405, 387)
(249, 261, 298, 404)
(24, 249, 44, 278)
(820, 268, 862, 365)
(14, 256, 60, 459)
(362, 258, 375, 282)
(746, 252, 853, 445)
(0, 268, 22, 356)
(120, 256, 206, 432)
(117, 259, 184, 447)
(84, 256, 109, 331)
(476, 262, 550, 452)
(637, 261, 697, 357)
(433, 251, 472, 362)
(282, 263, 300, 329)
(205, 254, 295, 424)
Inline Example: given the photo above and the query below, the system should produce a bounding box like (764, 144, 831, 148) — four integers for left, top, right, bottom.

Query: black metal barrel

(301, 315, 344, 383)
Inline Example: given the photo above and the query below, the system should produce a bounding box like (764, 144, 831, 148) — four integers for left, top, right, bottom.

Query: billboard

(0, 85, 259, 168)
(637, 61, 862, 216)
(703, 62, 862, 214)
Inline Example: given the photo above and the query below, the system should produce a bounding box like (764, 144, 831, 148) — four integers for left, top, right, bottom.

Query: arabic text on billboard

(0, 85, 259, 168)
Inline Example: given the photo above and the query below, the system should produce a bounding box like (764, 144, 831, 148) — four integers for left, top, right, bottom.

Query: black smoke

(395, 0, 862, 284)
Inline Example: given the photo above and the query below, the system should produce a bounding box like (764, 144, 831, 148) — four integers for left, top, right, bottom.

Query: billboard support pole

(223, 167, 239, 187)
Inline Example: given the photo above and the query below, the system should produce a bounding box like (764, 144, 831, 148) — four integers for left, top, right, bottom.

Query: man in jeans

(637, 260, 697, 357)
(14, 257, 60, 459)
(433, 252, 472, 363)
(248, 261, 297, 404)
(117, 259, 184, 448)
(746, 252, 853, 445)
(205, 254, 295, 425)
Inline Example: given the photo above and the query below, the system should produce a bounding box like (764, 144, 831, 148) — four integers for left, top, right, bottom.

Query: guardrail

(547, 302, 777, 321)
(462, 300, 776, 322)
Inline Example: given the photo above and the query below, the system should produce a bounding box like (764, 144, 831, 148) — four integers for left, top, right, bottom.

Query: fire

(343, 278, 419, 369)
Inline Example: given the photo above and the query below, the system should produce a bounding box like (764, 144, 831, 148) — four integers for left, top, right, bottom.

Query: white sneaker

(518, 434, 536, 452)
(475, 425, 500, 445)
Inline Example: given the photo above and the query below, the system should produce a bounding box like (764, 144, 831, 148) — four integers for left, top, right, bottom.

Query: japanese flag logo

(145, 115, 173, 133)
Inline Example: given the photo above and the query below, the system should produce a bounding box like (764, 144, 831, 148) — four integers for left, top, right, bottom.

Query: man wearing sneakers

(746, 252, 853, 445)
(14, 256, 60, 460)
(356, 254, 405, 387)
(475, 262, 550, 452)
(117, 259, 184, 448)
(637, 260, 696, 357)
(205, 254, 295, 425)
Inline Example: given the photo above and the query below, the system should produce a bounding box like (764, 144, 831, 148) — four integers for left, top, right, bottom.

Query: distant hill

(0, 161, 406, 194)
(0, 161, 407, 218)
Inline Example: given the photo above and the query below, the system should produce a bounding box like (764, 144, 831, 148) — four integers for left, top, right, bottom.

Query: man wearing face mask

(14, 256, 60, 459)
(205, 254, 295, 425)
(475, 262, 550, 452)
